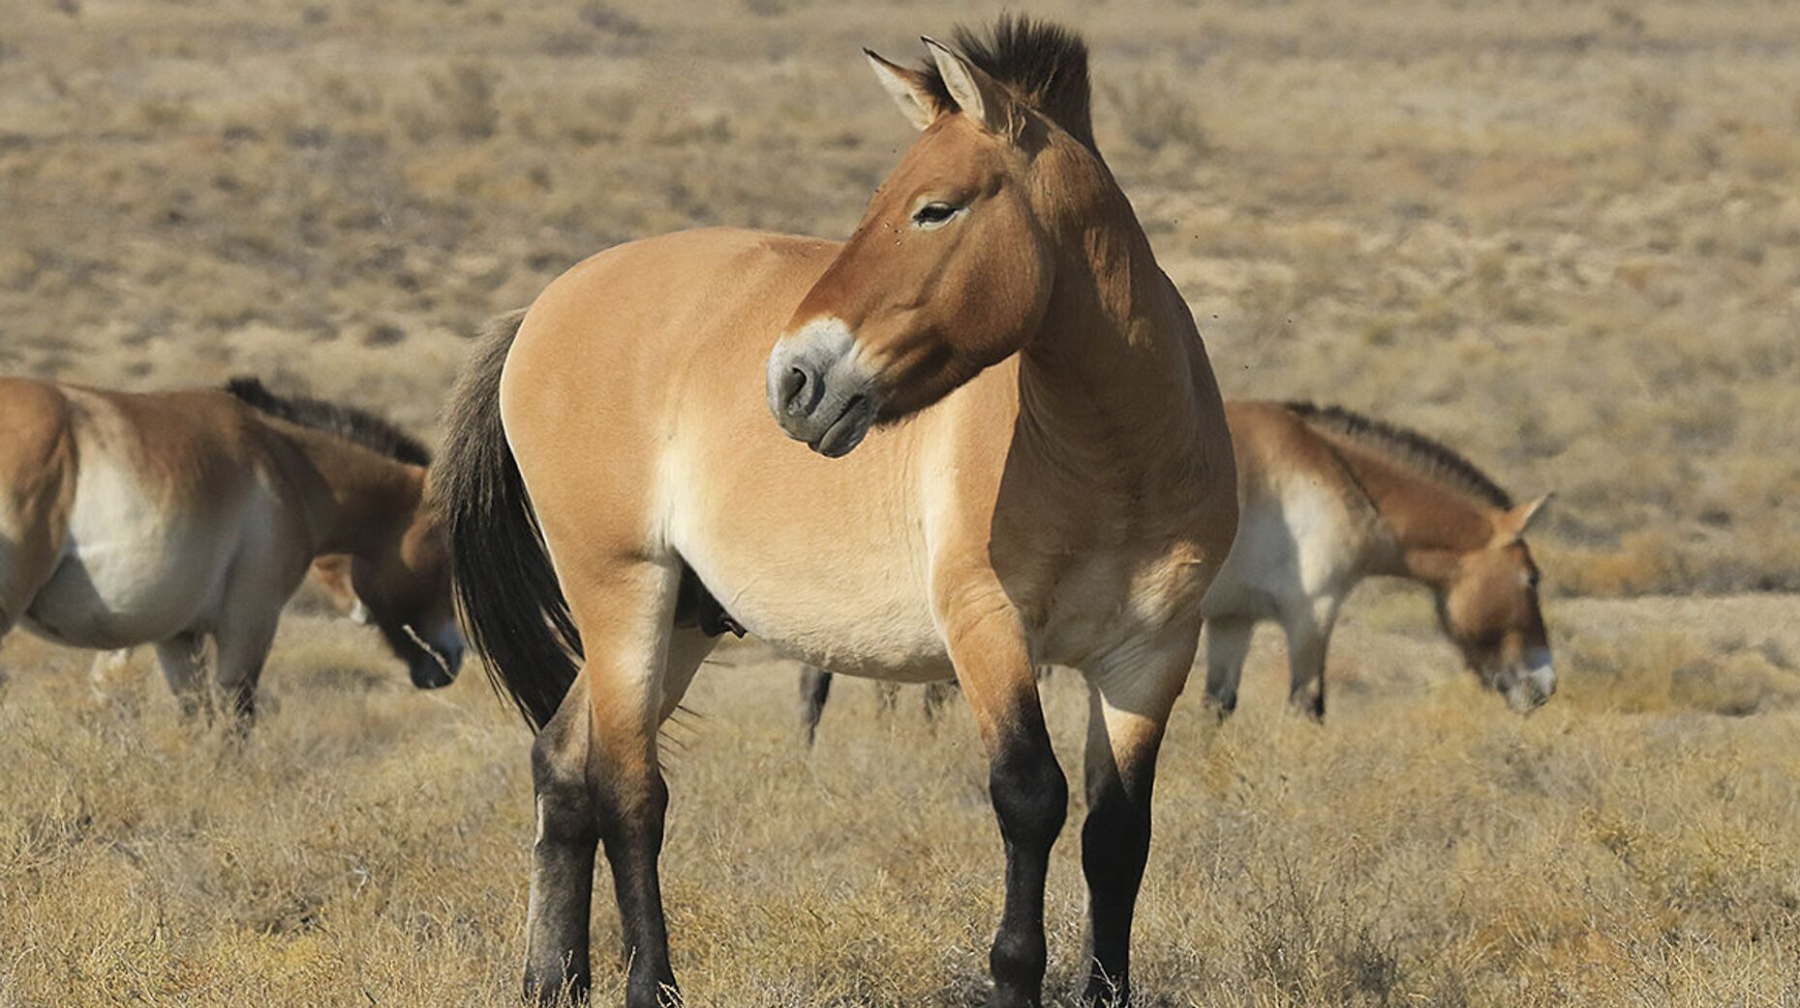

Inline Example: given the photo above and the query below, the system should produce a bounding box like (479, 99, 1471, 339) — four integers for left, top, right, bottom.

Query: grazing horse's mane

(225, 377, 433, 467)
(915, 16, 1094, 148)
(1283, 401, 1514, 510)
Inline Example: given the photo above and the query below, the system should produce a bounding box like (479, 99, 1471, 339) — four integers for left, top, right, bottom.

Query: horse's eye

(911, 202, 959, 228)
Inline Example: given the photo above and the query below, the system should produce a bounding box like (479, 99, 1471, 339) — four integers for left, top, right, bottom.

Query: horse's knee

(990, 731, 1068, 850)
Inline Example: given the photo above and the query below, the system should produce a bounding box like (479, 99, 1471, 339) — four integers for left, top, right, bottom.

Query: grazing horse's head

(1434, 495, 1555, 712)
(767, 19, 1096, 456)
(355, 502, 465, 690)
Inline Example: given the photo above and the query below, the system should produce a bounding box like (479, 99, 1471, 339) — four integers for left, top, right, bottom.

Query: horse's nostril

(781, 366, 815, 416)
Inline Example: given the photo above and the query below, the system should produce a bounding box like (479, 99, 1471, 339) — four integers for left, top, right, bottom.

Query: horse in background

(798, 400, 1554, 738)
(1203, 401, 1553, 718)
(0, 376, 463, 721)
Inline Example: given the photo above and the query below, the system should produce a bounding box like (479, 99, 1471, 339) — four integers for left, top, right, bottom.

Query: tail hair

(433, 309, 581, 729)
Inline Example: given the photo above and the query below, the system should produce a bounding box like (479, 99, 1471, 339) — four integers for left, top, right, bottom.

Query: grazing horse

(1203, 401, 1553, 718)
(0, 376, 464, 719)
(438, 19, 1237, 1008)
(798, 401, 1555, 734)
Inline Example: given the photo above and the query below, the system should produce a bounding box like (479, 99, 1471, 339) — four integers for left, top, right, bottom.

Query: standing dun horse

(1202, 401, 1553, 718)
(799, 400, 1555, 737)
(0, 375, 464, 720)
(439, 19, 1237, 1008)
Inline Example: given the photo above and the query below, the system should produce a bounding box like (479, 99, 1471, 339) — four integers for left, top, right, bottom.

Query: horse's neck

(270, 422, 423, 558)
(1334, 441, 1496, 587)
(1015, 193, 1215, 491)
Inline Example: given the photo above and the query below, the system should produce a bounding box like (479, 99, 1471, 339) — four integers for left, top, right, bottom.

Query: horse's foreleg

(213, 611, 279, 724)
(525, 561, 681, 1008)
(948, 606, 1067, 1008)
(1281, 598, 1341, 722)
(1201, 616, 1255, 717)
(1079, 638, 1195, 1008)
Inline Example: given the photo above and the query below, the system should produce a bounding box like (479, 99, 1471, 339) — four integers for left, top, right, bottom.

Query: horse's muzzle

(407, 625, 464, 689)
(767, 318, 882, 458)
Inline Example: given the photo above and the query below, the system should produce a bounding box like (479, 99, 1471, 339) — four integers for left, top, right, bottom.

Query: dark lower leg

(987, 716, 1068, 1008)
(1081, 770, 1154, 1006)
(597, 768, 678, 1008)
(524, 726, 599, 1003)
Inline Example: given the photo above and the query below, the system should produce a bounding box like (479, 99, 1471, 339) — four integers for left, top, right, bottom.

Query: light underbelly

(26, 535, 225, 649)
(24, 459, 246, 650)
(665, 458, 949, 683)
(687, 544, 951, 683)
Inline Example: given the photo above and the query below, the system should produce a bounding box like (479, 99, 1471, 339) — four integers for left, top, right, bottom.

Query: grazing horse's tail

(435, 309, 580, 730)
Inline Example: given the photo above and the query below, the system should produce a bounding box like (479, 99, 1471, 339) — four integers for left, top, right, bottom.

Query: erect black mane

(915, 15, 1094, 148)
(225, 376, 432, 467)
(1284, 401, 1514, 510)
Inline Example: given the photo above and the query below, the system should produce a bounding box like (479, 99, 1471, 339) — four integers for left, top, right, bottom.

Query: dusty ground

(2, 0, 1798, 1005)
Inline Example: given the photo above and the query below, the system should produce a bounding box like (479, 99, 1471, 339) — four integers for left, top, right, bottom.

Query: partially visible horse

(799, 401, 1555, 735)
(0, 376, 463, 720)
(439, 18, 1237, 1008)
(1203, 401, 1553, 717)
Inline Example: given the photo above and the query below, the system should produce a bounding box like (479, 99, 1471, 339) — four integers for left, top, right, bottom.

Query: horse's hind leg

(1079, 634, 1197, 1008)
(525, 560, 682, 1008)
(154, 633, 209, 720)
(798, 665, 832, 745)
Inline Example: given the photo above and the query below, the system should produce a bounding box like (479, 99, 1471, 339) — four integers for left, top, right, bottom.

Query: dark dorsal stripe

(915, 16, 1094, 149)
(1283, 401, 1513, 510)
(225, 376, 432, 467)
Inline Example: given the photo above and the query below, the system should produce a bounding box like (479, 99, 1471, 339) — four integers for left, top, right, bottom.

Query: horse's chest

(1016, 533, 1209, 668)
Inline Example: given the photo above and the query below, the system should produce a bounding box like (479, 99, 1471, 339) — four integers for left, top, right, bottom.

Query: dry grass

(2, 0, 1799, 1004)
(4, 600, 1800, 1007)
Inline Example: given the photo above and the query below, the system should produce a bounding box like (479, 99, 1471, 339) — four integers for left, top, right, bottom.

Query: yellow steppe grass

(3, 594, 1798, 1006)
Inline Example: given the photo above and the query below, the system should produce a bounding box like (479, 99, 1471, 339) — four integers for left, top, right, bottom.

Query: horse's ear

(921, 36, 1010, 136)
(1498, 493, 1553, 541)
(865, 49, 937, 131)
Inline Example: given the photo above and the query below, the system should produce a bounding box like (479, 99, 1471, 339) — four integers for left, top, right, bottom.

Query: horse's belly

(666, 458, 949, 682)
(25, 463, 239, 649)
(694, 548, 949, 682)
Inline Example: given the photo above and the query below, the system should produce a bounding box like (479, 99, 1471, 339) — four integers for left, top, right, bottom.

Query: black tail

(434, 310, 581, 730)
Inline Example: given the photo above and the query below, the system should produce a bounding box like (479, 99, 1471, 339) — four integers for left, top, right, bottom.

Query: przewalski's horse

(437, 19, 1236, 1008)
(0, 376, 463, 720)
(800, 400, 1555, 733)
(1204, 401, 1553, 718)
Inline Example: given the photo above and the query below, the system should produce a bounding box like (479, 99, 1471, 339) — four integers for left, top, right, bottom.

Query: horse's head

(767, 22, 1095, 455)
(1434, 495, 1555, 712)
(354, 498, 464, 690)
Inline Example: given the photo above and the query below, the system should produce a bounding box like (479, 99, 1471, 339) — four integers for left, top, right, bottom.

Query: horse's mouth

(812, 394, 873, 457)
